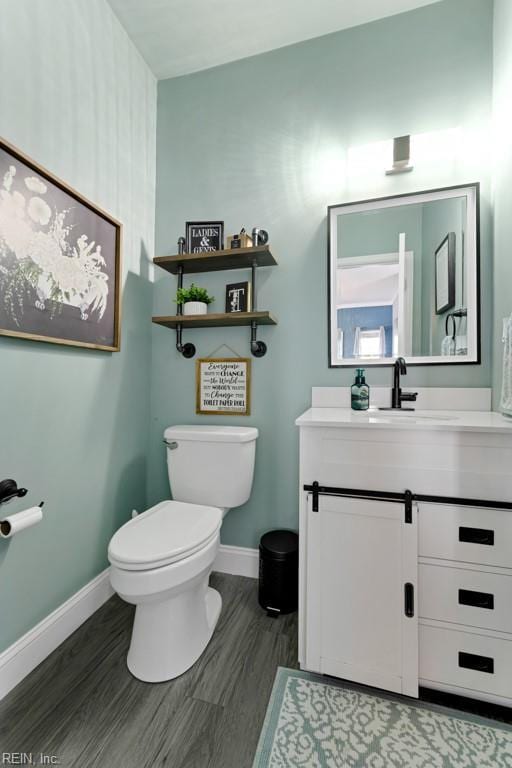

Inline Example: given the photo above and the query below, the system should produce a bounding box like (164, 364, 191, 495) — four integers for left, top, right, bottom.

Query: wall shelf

(154, 245, 277, 275)
(153, 311, 277, 330)
(152, 245, 278, 358)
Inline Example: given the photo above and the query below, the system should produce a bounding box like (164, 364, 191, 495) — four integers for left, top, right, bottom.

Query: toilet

(108, 424, 258, 682)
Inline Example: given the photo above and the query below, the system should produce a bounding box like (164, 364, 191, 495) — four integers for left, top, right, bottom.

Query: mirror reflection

(329, 185, 479, 366)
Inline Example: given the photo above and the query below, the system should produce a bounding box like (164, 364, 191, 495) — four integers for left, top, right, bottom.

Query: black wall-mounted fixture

(251, 228, 269, 246)
(0, 479, 28, 506)
(445, 307, 468, 339)
(175, 265, 196, 359)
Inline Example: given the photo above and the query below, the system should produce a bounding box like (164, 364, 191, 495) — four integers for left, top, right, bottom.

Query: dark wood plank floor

(0, 573, 298, 768)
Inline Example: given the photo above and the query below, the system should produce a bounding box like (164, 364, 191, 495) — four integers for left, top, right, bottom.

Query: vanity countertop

(295, 408, 512, 433)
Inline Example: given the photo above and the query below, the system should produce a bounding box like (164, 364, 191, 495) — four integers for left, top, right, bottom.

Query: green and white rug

(253, 668, 512, 767)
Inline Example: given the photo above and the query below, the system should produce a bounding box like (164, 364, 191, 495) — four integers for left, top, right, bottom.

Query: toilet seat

(108, 500, 222, 571)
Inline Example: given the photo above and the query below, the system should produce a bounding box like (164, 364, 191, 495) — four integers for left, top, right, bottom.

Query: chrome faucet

(380, 357, 418, 410)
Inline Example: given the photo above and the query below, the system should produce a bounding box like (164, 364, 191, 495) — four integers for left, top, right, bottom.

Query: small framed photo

(435, 232, 456, 314)
(186, 221, 224, 253)
(225, 281, 251, 313)
(196, 358, 251, 415)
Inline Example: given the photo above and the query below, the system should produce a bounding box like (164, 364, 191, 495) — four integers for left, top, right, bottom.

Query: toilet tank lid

(164, 425, 258, 443)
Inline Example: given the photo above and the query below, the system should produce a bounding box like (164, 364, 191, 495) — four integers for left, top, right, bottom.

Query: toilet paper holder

(0, 479, 28, 506)
(0, 478, 45, 538)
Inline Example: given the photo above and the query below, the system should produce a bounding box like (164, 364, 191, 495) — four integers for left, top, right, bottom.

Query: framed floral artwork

(0, 137, 121, 351)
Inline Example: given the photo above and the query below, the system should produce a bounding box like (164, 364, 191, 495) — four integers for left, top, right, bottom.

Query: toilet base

(205, 585, 223, 629)
(127, 580, 222, 683)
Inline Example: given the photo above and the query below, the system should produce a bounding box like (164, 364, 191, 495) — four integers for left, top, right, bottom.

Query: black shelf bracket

(175, 265, 196, 359)
(250, 260, 267, 357)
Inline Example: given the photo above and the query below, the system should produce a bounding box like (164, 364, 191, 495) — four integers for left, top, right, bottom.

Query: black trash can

(258, 529, 298, 617)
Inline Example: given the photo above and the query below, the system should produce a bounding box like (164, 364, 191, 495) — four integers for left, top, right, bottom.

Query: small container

(227, 231, 253, 249)
(351, 368, 370, 411)
(258, 529, 298, 617)
(183, 301, 208, 315)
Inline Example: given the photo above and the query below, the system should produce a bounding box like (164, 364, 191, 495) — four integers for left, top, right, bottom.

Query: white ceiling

(107, 0, 442, 79)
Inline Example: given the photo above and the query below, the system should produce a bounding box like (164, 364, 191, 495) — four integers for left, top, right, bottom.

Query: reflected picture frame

(435, 232, 456, 315)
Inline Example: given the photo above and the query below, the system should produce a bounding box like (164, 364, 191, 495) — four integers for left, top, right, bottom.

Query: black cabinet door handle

(459, 526, 494, 546)
(404, 583, 414, 618)
(458, 589, 494, 610)
(458, 651, 494, 674)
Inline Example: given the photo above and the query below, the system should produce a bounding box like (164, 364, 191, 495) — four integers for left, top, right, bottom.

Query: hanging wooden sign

(196, 358, 251, 415)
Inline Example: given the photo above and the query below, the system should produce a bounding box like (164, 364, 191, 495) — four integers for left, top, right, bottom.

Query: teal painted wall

(492, 0, 512, 406)
(338, 207, 423, 259)
(151, 0, 494, 550)
(0, 0, 156, 652)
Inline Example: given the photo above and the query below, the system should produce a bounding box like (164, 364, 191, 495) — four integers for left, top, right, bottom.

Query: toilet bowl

(109, 500, 223, 681)
(108, 425, 258, 682)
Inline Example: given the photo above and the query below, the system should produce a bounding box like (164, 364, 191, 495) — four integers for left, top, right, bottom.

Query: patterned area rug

(253, 668, 512, 767)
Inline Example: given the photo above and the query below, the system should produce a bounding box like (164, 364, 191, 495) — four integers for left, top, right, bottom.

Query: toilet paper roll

(0, 505, 43, 538)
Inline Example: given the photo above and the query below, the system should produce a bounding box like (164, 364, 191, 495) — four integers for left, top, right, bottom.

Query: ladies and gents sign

(186, 221, 224, 253)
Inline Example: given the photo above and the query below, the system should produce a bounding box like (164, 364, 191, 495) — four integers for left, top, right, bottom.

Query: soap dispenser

(351, 368, 370, 411)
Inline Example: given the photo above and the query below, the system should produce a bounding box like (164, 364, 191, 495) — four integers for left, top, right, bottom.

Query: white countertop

(295, 407, 512, 433)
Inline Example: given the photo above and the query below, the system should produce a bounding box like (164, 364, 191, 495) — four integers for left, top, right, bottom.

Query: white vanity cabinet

(297, 407, 512, 707)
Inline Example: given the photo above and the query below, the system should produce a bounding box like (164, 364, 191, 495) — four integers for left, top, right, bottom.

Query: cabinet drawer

(419, 624, 512, 699)
(419, 503, 512, 568)
(419, 564, 512, 633)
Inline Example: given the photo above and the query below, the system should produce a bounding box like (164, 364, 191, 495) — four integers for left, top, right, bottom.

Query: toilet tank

(164, 425, 258, 509)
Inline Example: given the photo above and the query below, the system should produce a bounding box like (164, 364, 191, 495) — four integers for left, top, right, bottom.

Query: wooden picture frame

(196, 358, 251, 415)
(435, 232, 456, 315)
(186, 221, 224, 254)
(0, 136, 121, 351)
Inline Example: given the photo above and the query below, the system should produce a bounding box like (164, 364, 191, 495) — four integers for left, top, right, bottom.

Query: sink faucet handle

(401, 391, 418, 402)
(395, 356, 407, 374)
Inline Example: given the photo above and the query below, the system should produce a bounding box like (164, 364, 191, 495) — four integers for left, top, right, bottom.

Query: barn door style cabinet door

(303, 491, 418, 697)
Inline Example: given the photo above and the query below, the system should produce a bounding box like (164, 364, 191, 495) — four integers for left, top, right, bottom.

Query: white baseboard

(0, 568, 113, 701)
(214, 544, 259, 578)
(0, 547, 258, 702)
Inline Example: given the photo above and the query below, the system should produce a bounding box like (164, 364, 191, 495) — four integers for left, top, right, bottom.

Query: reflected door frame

(334, 250, 413, 362)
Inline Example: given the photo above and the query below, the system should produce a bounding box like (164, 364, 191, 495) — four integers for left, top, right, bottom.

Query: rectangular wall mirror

(328, 184, 480, 367)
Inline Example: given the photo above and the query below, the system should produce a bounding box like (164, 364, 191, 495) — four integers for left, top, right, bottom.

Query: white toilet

(108, 424, 258, 682)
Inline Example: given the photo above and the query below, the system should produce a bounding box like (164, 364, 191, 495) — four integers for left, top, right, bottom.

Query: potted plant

(176, 283, 215, 315)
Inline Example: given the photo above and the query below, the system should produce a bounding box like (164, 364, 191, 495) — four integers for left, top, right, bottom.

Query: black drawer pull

(458, 589, 494, 610)
(458, 651, 494, 674)
(404, 583, 414, 618)
(459, 526, 494, 546)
